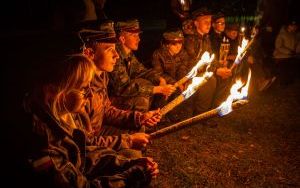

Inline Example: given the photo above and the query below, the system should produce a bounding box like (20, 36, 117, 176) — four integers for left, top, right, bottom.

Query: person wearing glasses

(24, 54, 158, 188)
(210, 12, 226, 62)
(209, 12, 233, 106)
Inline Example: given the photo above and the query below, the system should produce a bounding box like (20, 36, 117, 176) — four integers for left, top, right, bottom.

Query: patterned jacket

(184, 33, 218, 72)
(86, 71, 144, 148)
(24, 91, 149, 188)
(152, 45, 189, 84)
(108, 44, 161, 97)
(209, 30, 226, 62)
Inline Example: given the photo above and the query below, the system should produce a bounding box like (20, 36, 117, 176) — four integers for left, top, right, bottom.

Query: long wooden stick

(174, 77, 189, 88)
(160, 75, 211, 116)
(150, 100, 249, 139)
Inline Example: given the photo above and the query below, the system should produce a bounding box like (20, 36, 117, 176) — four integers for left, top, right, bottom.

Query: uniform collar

(117, 43, 132, 60)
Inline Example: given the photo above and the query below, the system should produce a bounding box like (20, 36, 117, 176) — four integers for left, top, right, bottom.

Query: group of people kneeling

(25, 7, 266, 187)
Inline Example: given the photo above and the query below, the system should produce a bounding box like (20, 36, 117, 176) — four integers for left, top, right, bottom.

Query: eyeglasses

(82, 84, 93, 98)
(216, 22, 225, 25)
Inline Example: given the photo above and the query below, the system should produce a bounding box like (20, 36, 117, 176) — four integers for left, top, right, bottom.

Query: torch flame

(217, 69, 251, 116)
(234, 38, 249, 65)
(183, 71, 213, 99)
(241, 27, 246, 32)
(186, 51, 215, 79)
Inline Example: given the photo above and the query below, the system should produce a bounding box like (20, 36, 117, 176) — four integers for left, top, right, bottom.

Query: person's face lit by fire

(61, 56, 95, 114)
(65, 77, 93, 113)
(225, 29, 238, 40)
(213, 17, 225, 33)
(119, 31, 141, 51)
(167, 42, 183, 56)
(194, 15, 212, 35)
(84, 42, 119, 73)
(93, 43, 119, 72)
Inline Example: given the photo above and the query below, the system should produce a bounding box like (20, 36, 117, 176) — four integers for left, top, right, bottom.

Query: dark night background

(1, 0, 299, 186)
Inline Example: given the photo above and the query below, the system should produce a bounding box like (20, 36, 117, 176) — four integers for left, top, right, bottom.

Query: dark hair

(162, 38, 183, 45)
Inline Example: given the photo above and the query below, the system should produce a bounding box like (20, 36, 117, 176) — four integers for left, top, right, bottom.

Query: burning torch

(174, 51, 214, 88)
(160, 71, 214, 116)
(150, 69, 252, 139)
(230, 37, 249, 71)
(217, 69, 251, 116)
(230, 29, 257, 71)
(238, 26, 246, 45)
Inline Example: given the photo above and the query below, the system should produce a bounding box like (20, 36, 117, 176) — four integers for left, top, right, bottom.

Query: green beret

(79, 20, 117, 44)
(191, 7, 212, 19)
(163, 29, 184, 43)
(115, 19, 142, 33)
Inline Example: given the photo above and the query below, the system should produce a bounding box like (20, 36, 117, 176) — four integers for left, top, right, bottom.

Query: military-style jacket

(209, 30, 226, 61)
(184, 33, 218, 72)
(227, 37, 239, 58)
(152, 45, 189, 84)
(87, 71, 143, 145)
(108, 44, 161, 97)
(24, 91, 149, 188)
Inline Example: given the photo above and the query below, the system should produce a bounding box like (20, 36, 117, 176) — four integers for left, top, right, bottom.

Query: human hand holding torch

(174, 51, 214, 88)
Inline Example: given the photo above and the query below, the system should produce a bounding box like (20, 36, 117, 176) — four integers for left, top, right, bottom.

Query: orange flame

(183, 71, 213, 99)
(187, 51, 215, 79)
(217, 69, 251, 116)
(234, 38, 249, 65)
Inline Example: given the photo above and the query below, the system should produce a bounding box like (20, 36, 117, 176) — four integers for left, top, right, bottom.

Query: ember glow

(217, 69, 251, 116)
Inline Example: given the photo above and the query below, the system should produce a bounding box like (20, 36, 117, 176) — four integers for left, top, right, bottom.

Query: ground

(147, 80, 300, 187)
(2, 28, 299, 187)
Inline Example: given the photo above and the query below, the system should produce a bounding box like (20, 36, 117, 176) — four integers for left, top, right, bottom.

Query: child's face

(64, 73, 93, 114)
(94, 43, 119, 72)
(213, 17, 225, 33)
(226, 30, 238, 40)
(194, 15, 212, 35)
(168, 42, 183, 55)
(120, 32, 141, 51)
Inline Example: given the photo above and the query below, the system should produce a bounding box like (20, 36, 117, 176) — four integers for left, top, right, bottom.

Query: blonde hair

(48, 54, 95, 120)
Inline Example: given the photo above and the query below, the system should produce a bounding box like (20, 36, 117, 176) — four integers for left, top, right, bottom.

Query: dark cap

(212, 12, 225, 22)
(226, 23, 239, 31)
(163, 29, 184, 43)
(79, 20, 117, 44)
(191, 7, 212, 19)
(115, 19, 141, 33)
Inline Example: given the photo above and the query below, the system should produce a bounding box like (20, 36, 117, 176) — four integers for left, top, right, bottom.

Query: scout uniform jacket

(108, 44, 162, 97)
(152, 45, 189, 84)
(184, 33, 218, 72)
(87, 71, 144, 145)
(25, 91, 150, 188)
